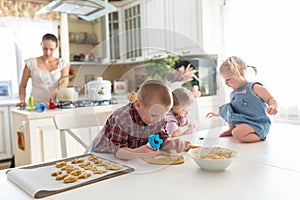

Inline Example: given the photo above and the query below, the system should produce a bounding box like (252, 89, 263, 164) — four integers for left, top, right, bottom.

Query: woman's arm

(59, 63, 70, 88)
(17, 65, 30, 106)
(48, 63, 70, 103)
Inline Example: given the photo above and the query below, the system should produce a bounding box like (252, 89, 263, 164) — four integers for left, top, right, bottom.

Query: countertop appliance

(86, 77, 112, 102)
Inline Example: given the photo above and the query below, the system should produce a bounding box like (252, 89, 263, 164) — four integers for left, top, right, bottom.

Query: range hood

(36, 0, 117, 21)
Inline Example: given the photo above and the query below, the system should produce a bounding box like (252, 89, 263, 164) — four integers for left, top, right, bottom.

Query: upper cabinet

(109, 0, 143, 64)
(142, 0, 203, 57)
(66, 0, 219, 64)
(68, 17, 106, 65)
(169, 0, 203, 55)
(142, 0, 169, 57)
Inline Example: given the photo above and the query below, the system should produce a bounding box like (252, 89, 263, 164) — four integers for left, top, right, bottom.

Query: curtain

(222, 0, 300, 121)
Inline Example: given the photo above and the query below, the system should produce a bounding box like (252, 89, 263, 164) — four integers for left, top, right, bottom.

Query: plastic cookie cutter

(148, 134, 163, 150)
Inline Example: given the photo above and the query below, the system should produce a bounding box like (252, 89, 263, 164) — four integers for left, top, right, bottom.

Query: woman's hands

(48, 90, 58, 104)
(16, 101, 27, 107)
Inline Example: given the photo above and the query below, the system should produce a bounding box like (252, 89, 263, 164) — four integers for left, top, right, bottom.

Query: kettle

(86, 77, 112, 101)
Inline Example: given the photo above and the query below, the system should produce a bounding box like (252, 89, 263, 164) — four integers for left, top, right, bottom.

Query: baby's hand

(168, 138, 185, 153)
(186, 124, 196, 133)
(266, 105, 277, 115)
(206, 112, 219, 119)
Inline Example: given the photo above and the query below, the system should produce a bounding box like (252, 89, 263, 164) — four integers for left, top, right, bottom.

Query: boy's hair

(42, 33, 58, 47)
(220, 56, 257, 78)
(137, 79, 172, 108)
(172, 87, 194, 107)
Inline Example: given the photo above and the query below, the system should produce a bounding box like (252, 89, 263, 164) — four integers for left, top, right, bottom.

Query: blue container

(36, 103, 48, 112)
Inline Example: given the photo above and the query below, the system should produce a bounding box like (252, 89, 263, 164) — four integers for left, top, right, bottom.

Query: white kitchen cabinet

(142, 0, 169, 57)
(142, 0, 203, 58)
(68, 17, 107, 64)
(0, 106, 13, 161)
(169, 0, 203, 55)
(109, 0, 143, 64)
(10, 105, 121, 166)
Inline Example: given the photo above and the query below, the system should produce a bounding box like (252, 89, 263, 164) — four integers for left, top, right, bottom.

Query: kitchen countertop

(1, 122, 299, 200)
(11, 103, 123, 120)
(0, 99, 18, 106)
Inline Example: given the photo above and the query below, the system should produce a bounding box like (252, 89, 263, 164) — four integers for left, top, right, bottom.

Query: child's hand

(138, 145, 160, 158)
(186, 124, 196, 133)
(162, 138, 185, 153)
(206, 112, 219, 119)
(266, 105, 277, 115)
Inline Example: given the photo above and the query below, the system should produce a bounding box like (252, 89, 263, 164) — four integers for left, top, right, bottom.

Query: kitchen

(1, 0, 300, 199)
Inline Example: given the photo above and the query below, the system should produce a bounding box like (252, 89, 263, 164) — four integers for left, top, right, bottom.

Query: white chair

(53, 110, 111, 158)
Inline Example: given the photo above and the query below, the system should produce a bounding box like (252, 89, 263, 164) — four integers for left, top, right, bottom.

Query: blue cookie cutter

(148, 134, 163, 150)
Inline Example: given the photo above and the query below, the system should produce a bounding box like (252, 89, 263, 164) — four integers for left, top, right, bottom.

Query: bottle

(17, 121, 26, 150)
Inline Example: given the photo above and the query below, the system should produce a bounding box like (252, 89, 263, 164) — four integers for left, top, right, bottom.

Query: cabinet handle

(182, 50, 190, 54)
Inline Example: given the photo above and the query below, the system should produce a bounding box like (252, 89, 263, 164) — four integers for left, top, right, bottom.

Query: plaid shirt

(92, 102, 169, 154)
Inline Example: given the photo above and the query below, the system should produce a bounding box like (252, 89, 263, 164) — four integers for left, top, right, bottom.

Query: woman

(174, 60, 201, 98)
(17, 33, 70, 106)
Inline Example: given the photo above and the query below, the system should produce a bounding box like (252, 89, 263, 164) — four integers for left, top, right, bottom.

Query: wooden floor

(0, 159, 11, 170)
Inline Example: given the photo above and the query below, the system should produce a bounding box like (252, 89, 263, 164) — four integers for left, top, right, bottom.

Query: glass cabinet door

(109, 2, 142, 63)
(124, 4, 141, 60)
(109, 12, 120, 60)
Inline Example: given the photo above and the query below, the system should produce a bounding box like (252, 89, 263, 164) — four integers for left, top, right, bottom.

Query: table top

(1, 122, 300, 200)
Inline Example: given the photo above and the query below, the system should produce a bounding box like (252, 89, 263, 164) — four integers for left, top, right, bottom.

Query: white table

(1, 122, 300, 200)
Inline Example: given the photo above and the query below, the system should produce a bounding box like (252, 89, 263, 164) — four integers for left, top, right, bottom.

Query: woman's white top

(25, 58, 67, 104)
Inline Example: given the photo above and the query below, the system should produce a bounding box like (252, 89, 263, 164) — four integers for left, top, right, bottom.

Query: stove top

(56, 100, 111, 109)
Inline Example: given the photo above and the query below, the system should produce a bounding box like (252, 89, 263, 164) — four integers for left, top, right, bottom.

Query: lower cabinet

(0, 106, 13, 161)
(194, 96, 225, 131)
(10, 109, 113, 167)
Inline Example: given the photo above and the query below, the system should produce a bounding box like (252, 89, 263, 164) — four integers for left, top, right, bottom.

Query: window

(0, 17, 58, 98)
(223, 0, 300, 120)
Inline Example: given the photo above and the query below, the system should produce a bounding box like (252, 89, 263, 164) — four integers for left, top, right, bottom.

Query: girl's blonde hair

(172, 87, 194, 107)
(220, 56, 257, 78)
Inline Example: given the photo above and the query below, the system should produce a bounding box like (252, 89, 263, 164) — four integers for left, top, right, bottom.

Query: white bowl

(188, 147, 239, 171)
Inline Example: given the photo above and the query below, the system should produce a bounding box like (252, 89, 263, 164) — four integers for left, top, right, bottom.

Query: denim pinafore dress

(219, 82, 271, 140)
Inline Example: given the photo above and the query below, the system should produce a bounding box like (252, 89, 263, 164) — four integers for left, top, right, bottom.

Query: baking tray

(6, 153, 134, 198)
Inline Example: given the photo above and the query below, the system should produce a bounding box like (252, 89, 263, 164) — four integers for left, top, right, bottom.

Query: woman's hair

(174, 60, 196, 70)
(172, 87, 194, 107)
(137, 79, 172, 108)
(42, 33, 58, 47)
(220, 56, 257, 78)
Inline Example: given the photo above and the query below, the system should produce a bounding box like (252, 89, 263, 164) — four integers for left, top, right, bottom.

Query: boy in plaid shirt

(92, 79, 185, 160)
